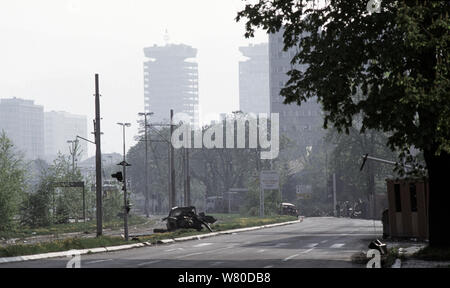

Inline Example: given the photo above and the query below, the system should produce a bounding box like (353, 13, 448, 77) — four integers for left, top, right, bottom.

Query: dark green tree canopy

(237, 0, 449, 156)
(237, 0, 450, 247)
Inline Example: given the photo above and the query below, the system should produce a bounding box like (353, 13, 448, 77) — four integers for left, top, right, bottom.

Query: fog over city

(0, 0, 266, 157)
(0, 0, 448, 272)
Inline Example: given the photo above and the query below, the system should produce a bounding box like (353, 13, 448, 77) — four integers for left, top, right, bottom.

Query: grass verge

(0, 215, 150, 240)
(0, 215, 298, 258)
(413, 246, 450, 261)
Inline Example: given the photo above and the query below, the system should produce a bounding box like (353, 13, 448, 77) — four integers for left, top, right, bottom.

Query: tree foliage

(237, 0, 449, 156)
(0, 131, 26, 231)
(237, 0, 450, 246)
(21, 153, 84, 227)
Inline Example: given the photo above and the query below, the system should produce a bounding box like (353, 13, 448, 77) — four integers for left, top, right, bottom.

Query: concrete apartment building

(0, 98, 45, 160)
(44, 111, 88, 162)
(143, 43, 199, 127)
(269, 30, 324, 154)
(239, 43, 270, 114)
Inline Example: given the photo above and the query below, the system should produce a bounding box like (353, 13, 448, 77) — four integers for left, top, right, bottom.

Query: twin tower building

(144, 30, 323, 154)
(0, 30, 322, 162)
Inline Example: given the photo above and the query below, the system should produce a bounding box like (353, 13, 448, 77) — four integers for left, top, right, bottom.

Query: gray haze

(0, 0, 266, 157)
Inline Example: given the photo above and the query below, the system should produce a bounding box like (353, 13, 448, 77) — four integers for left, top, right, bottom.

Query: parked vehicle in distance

(279, 203, 299, 217)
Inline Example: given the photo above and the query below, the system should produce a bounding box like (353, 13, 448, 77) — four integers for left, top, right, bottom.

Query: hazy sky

(0, 0, 266, 157)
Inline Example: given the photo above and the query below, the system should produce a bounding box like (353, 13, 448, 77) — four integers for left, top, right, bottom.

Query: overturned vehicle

(154, 206, 217, 233)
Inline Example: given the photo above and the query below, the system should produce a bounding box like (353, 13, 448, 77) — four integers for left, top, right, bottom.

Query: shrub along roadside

(0, 215, 297, 257)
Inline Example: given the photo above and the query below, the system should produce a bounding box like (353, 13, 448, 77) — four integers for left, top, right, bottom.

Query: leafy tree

(237, 0, 450, 247)
(0, 131, 26, 231)
(328, 127, 398, 217)
(21, 153, 84, 226)
(103, 188, 123, 222)
(20, 161, 53, 227)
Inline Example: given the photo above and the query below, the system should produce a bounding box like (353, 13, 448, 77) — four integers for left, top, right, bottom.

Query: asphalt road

(0, 217, 382, 268)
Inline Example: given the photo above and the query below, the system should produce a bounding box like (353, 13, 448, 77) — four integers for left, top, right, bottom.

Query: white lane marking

(321, 240, 328, 243)
(264, 265, 274, 268)
(210, 261, 224, 266)
(274, 243, 288, 247)
(257, 249, 266, 253)
(330, 243, 345, 248)
(137, 260, 161, 266)
(165, 248, 184, 252)
(306, 243, 318, 248)
(84, 259, 113, 265)
(175, 252, 203, 259)
(282, 253, 300, 262)
(193, 242, 213, 248)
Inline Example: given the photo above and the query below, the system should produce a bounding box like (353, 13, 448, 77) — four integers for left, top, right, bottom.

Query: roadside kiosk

(385, 177, 429, 240)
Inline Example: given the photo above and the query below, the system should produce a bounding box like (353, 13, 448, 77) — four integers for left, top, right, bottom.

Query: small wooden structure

(386, 178, 429, 239)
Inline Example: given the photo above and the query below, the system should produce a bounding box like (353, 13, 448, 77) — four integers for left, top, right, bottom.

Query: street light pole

(117, 122, 131, 241)
(170, 109, 176, 209)
(138, 112, 153, 217)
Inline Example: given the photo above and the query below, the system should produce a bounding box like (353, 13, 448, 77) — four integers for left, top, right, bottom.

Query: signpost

(296, 184, 312, 200)
(260, 170, 280, 217)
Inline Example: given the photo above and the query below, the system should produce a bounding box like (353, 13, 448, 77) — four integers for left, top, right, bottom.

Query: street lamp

(67, 139, 79, 173)
(138, 112, 154, 217)
(117, 122, 131, 241)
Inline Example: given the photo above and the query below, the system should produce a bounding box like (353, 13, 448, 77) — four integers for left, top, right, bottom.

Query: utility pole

(333, 173, 337, 217)
(138, 112, 153, 217)
(182, 118, 191, 207)
(186, 147, 190, 206)
(169, 109, 176, 209)
(117, 122, 131, 241)
(94, 74, 103, 237)
(182, 146, 191, 207)
(146, 120, 173, 212)
(183, 147, 186, 206)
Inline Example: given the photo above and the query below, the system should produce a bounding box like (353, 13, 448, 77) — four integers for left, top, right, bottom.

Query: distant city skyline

(0, 0, 267, 157)
(0, 97, 88, 162)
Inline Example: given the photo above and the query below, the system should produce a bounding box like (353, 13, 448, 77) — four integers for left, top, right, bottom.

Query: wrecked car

(154, 206, 217, 233)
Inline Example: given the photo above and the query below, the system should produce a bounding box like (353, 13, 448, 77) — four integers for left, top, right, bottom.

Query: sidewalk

(385, 239, 450, 268)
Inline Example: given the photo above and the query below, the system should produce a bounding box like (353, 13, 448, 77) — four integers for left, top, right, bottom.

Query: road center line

(175, 252, 203, 259)
(84, 259, 113, 265)
(210, 261, 224, 266)
(282, 253, 300, 262)
(137, 260, 161, 266)
(330, 243, 345, 248)
(306, 243, 318, 248)
(193, 242, 213, 248)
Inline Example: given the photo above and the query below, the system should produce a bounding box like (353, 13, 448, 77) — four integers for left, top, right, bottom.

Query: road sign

(297, 193, 312, 200)
(54, 181, 84, 188)
(260, 170, 279, 190)
(296, 184, 312, 200)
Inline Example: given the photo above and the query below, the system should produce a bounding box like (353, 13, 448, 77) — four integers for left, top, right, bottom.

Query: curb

(0, 218, 302, 265)
(391, 258, 402, 268)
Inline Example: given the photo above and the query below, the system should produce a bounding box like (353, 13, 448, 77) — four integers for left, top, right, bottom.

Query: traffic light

(111, 172, 123, 182)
